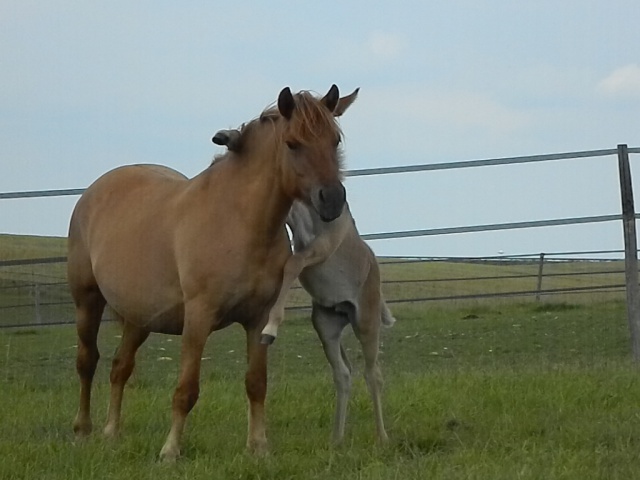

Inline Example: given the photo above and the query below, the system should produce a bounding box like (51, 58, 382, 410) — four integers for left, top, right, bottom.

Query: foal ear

(212, 129, 242, 152)
(333, 87, 359, 117)
(278, 87, 296, 120)
(321, 84, 340, 113)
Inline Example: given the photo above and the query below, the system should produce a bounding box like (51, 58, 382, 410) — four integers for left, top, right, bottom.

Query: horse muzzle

(312, 183, 346, 222)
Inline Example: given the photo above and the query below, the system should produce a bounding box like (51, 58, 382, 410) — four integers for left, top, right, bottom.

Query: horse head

(213, 85, 358, 222)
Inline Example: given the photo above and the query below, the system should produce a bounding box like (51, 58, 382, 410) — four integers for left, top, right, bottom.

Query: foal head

(214, 85, 357, 222)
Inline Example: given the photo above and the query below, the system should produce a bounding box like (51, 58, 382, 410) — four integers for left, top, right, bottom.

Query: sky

(1, 0, 639, 258)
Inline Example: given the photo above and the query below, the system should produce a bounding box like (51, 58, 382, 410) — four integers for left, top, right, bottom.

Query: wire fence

(0, 250, 629, 328)
(2, 146, 640, 243)
(1, 145, 638, 328)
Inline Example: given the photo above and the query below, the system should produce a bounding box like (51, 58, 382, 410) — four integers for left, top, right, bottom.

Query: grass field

(2, 300, 639, 479)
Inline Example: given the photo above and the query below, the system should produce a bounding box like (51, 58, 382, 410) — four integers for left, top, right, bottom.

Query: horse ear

(333, 87, 359, 117)
(212, 130, 230, 146)
(278, 87, 296, 120)
(212, 129, 242, 152)
(321, 84, 340, 112)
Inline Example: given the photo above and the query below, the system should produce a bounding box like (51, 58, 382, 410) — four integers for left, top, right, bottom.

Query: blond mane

(212, 90, 345, 171)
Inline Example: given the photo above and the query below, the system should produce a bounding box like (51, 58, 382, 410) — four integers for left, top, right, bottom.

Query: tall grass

(1, 301, 639, 479)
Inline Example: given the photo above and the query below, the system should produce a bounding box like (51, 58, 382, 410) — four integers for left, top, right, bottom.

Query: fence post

(535, 253, 545, 302)
(617, 144, 640, 361)
(33, 283, 42, 324)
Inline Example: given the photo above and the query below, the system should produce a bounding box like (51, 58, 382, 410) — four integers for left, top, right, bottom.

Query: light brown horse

(67, 85, 355, 460)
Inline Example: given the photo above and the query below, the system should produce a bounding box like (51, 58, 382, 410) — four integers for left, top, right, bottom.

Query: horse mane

(211, 90, 345, 171)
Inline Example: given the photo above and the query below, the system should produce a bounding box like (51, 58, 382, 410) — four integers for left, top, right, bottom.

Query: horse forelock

(287, 91, 342, 145)
(279, 91, 345, 176)
(210, 90, 345, 174)
(257, 91, 342, 145)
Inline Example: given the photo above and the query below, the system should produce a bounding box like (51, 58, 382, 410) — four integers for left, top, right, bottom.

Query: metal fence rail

(2, 146, 639, 200)
(1, 145, 638, 331)
(0, 250, 629, 328)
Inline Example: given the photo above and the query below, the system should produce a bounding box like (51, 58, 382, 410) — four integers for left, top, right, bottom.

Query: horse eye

(286, 140, 300, 150)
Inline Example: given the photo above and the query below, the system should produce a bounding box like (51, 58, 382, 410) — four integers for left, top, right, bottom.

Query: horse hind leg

(103, 319, 150, 438)
(351, 282, 389, 443)
(311, 303, 352, 443)
(72, 286, 106, 437)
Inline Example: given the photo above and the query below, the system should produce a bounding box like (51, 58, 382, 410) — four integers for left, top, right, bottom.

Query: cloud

(598, 64, 640, 97)
(367, 31, 406, 61)
(312, 30, 407, 76)
(368, 87, 530, 134)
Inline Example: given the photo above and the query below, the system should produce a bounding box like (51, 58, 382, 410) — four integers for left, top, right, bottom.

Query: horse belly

(99, 274, 185, 334)
(300, 257, 362, 308)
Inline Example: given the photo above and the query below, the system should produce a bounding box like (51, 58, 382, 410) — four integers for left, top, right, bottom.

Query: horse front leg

(244, 324, 269, 454)
(260, 253, 305, 344)
(159, 306, 210, 461)
(261, 232, 339, 344)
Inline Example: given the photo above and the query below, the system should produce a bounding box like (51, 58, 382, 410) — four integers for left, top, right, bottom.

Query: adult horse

(67, 85, 355, 460)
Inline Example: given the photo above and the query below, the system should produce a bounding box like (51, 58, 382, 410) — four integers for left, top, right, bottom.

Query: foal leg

(261, 223, 347, 344)
(72, 288, 106, 437)
(159, 307, 209, 461)
(311, 303, 352, 443)
(103, 319, 150, 438)
(352, 278, 388, 443)
(261, 253, 306, 344)
(244, 324, 270, 454)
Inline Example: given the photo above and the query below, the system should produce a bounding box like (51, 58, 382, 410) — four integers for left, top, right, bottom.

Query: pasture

(2, 299, 639, 479)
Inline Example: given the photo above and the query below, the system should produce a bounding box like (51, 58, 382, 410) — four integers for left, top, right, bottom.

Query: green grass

(2, 301, 639, 479)
(0, 233, 67, 260)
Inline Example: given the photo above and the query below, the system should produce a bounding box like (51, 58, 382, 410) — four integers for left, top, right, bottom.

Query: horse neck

(209, 139, 293, 241)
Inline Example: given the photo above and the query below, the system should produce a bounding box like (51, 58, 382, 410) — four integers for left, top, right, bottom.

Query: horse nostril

(319, 189, 325, 202)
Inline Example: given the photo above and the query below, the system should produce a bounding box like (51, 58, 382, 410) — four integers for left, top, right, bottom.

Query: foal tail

(380, 298, 396, 328)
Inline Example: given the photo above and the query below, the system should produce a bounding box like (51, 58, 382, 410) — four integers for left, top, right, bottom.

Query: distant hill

(0, 234, 67, 261)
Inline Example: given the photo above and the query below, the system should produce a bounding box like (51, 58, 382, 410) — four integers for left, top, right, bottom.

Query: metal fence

(1, 145, 639, 330)
(0, 250, 630, 328)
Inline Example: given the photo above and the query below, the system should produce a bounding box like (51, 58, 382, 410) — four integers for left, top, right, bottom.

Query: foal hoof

(260, 334, 276, 345)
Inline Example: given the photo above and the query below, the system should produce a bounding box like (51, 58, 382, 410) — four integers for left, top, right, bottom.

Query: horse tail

(380, 298, 396, 328)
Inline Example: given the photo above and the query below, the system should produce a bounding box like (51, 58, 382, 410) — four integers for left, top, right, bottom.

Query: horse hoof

(72, 420, 92, 438)
(103, 424, 119, 439)
(159, 445, 180, 463)
(260, 334, 276, 345)
(247, 439, 269, 457)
